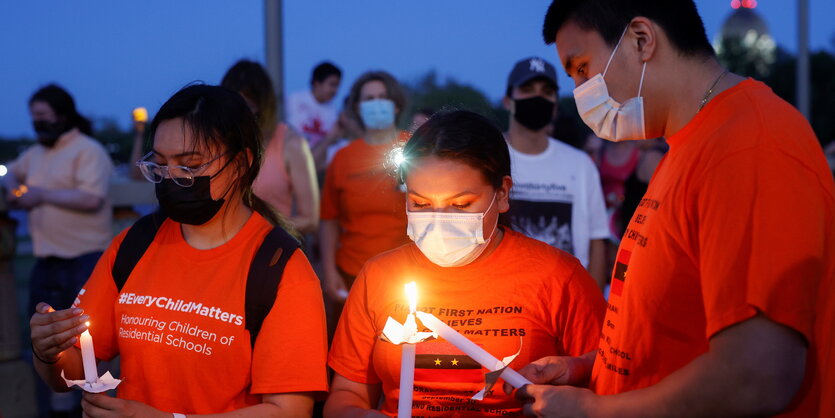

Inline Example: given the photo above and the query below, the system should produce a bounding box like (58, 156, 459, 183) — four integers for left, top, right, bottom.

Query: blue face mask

(359, 98, 395, 130)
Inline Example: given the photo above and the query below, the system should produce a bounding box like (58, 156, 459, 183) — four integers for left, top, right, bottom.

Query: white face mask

(407, 195, 498, 267)
(573, 26, 648, 142)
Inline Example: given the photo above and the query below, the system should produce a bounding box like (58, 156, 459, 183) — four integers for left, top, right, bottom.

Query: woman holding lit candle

(30, 85, 328, 417)
(326, 110, 607, 417)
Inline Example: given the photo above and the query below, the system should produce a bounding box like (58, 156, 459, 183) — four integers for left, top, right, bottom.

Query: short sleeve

(9, 148, 32, 183)
(584, 156, 610, 240)
(697, 149, 831, 341)
(251, 250, 329, 395)
(327, 268, 382, 384)
(320, 151, 342, 220)
(555, 262, 607, 356)
(286, 93, 304, 133)
(74, 142, 113, 197)
(73, 230, 127, 361)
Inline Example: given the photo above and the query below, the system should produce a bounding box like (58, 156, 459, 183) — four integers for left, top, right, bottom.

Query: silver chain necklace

(698, 70, 729, 112)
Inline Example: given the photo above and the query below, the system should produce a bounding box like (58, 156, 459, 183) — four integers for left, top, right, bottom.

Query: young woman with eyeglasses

(29, 85, 328, 417)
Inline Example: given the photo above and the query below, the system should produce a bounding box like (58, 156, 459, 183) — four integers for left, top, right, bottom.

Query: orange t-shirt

(74, 213, 329, 414)
(329, 229, 606, 417)
(321, 135, 410, 276)
(590, 79, 835, 417)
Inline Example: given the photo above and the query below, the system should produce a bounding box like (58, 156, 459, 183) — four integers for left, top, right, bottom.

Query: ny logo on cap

(529, 58, 546, 73)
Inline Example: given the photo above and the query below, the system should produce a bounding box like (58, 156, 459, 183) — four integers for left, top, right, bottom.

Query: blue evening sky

(1, 0, 833, 137)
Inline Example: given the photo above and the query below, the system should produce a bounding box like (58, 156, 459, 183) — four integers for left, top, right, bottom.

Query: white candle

(415, 311, 532, 388)
(79, 322, 97, 383)
(398, 282, 418, 418)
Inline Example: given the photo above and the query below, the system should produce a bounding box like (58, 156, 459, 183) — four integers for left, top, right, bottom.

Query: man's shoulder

(71, 134, 109, 156)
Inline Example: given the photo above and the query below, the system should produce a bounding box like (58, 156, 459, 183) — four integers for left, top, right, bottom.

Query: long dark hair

(147, 84, 290, 231)
(220, 59, 278, 140)
(29, 84, 93, 136)
(400, 110, 512, 227)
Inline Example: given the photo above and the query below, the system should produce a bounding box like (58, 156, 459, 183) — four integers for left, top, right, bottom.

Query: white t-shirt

(508, 137, 609, 268)
(286, 90, 338, 148)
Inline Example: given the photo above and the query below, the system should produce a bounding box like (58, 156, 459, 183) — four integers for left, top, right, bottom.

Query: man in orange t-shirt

(329, 228, 606, 416)
(511, 2, 835, 417)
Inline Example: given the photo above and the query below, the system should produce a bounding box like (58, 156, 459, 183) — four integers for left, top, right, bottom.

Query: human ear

(628, 17, 657, 63)
(497, 176, 513, 213)
(502, 96, 514, 113)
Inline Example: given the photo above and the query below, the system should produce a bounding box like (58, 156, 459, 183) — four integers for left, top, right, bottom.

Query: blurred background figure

(5, 84, 112, 417)
(598, 140, 640, 238)
(825, 140, 835, 178)
(319, 70, 410, 336)
(320, 97, 365, 179)
(287, 61, 342, 174)
(409, 107, 434, 131)
(222, 59, 319, 234)
(503, 57, 609, 289)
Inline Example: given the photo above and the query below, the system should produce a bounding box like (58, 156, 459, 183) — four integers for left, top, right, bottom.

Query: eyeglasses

(136, 152, 226, 187)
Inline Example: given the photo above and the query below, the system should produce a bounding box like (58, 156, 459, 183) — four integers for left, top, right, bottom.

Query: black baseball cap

(506, 57, 558, 94)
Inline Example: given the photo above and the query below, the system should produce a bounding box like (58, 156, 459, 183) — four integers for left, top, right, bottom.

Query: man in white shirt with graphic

(504, 57, 609, 288)
(286, 61, 341, 162)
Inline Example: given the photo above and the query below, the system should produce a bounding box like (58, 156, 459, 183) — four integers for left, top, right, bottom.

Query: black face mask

(32, 120, 69, 147)
(513, 97, 555, 131)
(155, 177, 225, 225)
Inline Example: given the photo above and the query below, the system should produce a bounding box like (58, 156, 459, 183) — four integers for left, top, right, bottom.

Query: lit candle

(415, 311, 532, 388)
(398, 282, 418, 418)
(79, 322, 97, 383)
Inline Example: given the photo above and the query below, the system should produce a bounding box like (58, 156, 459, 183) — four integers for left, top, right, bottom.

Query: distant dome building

(714, 1, 776, 77)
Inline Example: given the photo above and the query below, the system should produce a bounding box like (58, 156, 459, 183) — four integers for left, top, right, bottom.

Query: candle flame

(405, 282, 417, 313)
(85, 321, 90, 327)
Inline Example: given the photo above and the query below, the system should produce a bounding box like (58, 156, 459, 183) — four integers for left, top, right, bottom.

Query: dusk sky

(1, 0, 833, 138)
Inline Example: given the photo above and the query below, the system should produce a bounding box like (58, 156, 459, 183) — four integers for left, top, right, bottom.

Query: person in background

(222, 59, 319, 234)
(319, 71, 410, 324)
(287, 61, 342, 173)
(321, 97, 365, 171)
(5, 84, 113, 417)
(409, 107, 434, 131)
(618, 137, 667, 235)
(325, 110, 605, 417)
(503, 57, 609, 288)
(511, 1, 835, 416)
(30, 85, 327, 417)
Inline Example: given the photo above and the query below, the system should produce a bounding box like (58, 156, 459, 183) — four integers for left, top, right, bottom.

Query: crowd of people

(9, 1, 834, 417)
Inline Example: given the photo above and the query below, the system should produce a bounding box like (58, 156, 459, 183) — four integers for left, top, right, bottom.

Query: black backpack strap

(245, 226, 300, 348)
(111, 211, 167, 291)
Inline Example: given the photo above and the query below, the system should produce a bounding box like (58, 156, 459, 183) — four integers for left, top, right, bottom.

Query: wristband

(30, 341, 58, 364)
(173, 414, 186, 418)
